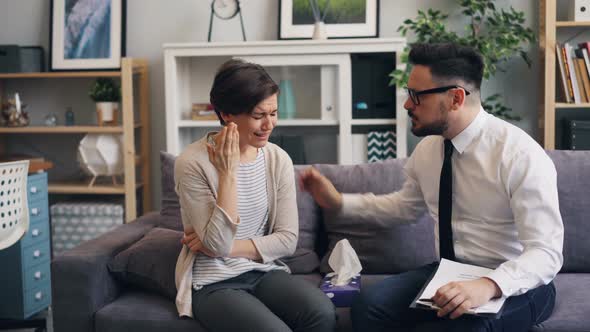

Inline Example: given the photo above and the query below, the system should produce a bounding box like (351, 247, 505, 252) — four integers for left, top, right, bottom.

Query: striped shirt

(192, 149, 288, 290)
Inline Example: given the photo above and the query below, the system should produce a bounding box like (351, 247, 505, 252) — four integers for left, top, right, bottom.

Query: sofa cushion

(161, 151, 181, 218)
(108, 227, 182, 300)
(281, 248, 321, 274)
(546, 150, 590, 273)
(95, 291, 206, 332)
(530, 273, 590, 332)
(315, 159, 437, 274)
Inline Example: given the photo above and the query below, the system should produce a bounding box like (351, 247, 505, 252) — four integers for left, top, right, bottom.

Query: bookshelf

(540, 0, 590, 149)
(0, 58, 151, 223)
(164, 39, 408, 164)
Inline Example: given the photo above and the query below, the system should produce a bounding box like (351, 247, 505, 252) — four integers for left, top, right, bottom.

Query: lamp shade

(78, 134, 124, 176)
(0, 160, 29, 250)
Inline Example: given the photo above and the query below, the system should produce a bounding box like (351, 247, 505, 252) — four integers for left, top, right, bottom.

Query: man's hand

(431, 277, 502, 319)
(181, 229, 217, 257)
(299, 167, 343, 210)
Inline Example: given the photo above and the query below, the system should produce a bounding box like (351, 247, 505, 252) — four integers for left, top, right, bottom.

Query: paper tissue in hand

(320, 239, 362, 307)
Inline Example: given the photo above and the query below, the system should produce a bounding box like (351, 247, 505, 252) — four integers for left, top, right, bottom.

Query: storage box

(568, 0, 590, 21)
(0, 45, 44, 73)
(320, 274, 361, 307)
(50, 202, 123, 254)
(564, 120, 590, 150)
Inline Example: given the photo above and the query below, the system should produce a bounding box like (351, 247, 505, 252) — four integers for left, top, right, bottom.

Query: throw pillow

(160, 151, 181, 218)
(108, 227, 182, 300)
(315, 159, 438, 274)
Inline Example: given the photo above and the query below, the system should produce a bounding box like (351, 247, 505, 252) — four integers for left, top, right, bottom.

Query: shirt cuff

(340, 193, 364, 218)
(485, 268, 517, 298)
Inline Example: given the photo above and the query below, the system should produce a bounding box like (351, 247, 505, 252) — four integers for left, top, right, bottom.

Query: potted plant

(89, 78, 121, 125)
(390, 0, 536, 121)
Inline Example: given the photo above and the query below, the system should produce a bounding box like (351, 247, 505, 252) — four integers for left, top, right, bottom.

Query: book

(573, 58, 589, 102)
(561, 45, 575, 102)
(576, 58, 590, 102)
(565, 43, 582, 103)
(556, 44, 570, 103)
(410, 259, 507, 318)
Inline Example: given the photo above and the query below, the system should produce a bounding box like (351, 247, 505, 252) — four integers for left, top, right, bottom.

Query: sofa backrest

(546, 150, 590, 272)
(159, 150, 590, 274)
(298, 160, 438, 274)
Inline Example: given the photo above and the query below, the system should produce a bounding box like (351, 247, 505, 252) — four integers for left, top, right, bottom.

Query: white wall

(0, 0, 539, 211)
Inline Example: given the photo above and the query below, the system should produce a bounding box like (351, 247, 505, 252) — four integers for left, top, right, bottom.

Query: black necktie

(439, 139, 455, 260)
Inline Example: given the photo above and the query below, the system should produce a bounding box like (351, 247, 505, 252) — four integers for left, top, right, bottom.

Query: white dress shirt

(342, 108, 564, 297)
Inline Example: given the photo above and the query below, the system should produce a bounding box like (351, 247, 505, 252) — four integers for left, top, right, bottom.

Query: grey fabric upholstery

(108, 227, 183, 300)
(51, 212, 160, 332)
(95, 291, 206, 332)
(52, 151, 590, 332)
(160, 151, 181, 218)
(314, 160, 437, 274)
(530, 273, 590, 332)
(546, 151, 590, 273)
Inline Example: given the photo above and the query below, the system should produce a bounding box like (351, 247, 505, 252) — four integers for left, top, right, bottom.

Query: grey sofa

(52, 150, 590, 332)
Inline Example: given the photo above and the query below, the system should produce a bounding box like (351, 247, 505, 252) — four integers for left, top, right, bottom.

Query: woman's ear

(219, 112, 233, 124)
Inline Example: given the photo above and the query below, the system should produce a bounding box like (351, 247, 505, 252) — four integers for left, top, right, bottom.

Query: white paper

(414, 259, 506, 315)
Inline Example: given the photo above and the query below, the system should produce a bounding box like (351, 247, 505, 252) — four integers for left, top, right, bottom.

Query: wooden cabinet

(0, 172, 50, 319)
(0, 59, 151, 222)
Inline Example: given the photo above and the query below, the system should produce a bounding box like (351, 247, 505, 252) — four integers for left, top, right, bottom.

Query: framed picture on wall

(279, 0, 378, 39)
(50, 0, 126, 71)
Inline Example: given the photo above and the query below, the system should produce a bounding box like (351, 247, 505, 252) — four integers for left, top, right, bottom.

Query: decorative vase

(78, 134, 124, 186)
(278, 79, 296, 119)
(312, 21, 327, 40)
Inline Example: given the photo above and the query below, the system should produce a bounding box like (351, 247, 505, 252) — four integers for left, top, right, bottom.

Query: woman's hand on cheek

(207, 123, 240, 177)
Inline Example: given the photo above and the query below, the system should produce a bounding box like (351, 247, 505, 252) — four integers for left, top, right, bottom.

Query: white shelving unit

(164, 38, 407, 164)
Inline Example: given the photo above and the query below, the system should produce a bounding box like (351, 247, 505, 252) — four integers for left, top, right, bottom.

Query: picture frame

(50, 0, 126, 71)
(279, 0, 379, 40)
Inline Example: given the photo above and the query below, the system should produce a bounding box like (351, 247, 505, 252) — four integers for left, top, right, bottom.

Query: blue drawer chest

(0, 172, 51, 319)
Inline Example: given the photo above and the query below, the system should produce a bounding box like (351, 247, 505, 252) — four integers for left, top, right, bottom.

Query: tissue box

(320, 274, 361, 307)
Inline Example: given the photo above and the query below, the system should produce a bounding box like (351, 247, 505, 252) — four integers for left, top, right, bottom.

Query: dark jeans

(351, 262, 556, 332)
(192, 270, 336, 332)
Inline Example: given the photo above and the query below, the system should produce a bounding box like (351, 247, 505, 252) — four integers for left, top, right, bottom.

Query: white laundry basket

(0, 160, 29, 250)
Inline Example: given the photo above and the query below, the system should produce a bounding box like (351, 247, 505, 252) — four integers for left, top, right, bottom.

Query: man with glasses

(300, 43, 563, 331)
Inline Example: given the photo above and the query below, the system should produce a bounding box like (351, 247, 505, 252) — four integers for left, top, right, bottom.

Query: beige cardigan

(173, 135, 298, 318)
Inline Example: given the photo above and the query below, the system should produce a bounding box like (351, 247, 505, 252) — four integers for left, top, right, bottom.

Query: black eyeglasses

(405, 85, 471, 105)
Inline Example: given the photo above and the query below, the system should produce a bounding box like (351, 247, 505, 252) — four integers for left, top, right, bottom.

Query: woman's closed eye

(252, 111, 277, 120)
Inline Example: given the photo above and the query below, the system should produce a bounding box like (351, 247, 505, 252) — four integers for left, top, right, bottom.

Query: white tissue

(328, 239, 362, 286)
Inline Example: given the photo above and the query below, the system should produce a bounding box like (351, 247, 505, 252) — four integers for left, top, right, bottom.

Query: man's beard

(410, 101, 450, 137)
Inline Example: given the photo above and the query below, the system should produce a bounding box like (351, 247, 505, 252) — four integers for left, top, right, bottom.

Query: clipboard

(409, 260, 506, 319)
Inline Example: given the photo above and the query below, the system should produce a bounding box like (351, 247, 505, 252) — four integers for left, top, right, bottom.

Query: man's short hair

(408, 43, 484, 91)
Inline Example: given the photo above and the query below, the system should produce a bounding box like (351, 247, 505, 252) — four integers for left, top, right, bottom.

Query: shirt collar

(450, 106, 488, 154)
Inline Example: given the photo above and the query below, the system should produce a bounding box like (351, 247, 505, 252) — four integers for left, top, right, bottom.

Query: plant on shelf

(390, 0, 535, 121)
(89, 78, 121, 126)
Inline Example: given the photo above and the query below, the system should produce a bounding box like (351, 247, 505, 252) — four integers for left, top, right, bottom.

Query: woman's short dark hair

(408, 43, 484, 92)
(210, 59, 279, 125)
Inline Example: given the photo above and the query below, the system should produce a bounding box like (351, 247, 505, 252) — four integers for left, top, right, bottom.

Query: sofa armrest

(51, 212, 161, 332)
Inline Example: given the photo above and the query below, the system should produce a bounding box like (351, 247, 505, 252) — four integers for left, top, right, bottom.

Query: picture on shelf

(50, 0, 126, 70)
(279, 0, 378, 39)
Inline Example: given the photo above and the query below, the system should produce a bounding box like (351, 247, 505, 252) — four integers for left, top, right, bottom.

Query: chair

(0, 160, 29, 250)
